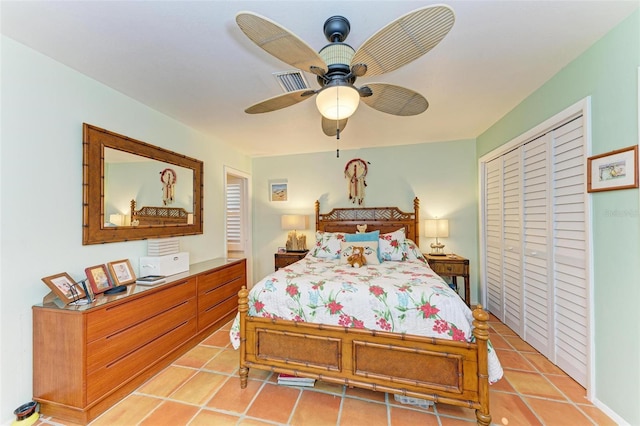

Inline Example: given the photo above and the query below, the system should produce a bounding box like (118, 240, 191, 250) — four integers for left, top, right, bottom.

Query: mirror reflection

(104, 148, 194, 227)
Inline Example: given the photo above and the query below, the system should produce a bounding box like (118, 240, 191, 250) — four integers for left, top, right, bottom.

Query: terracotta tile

(137, 365, 196, 397)
(290, 390, 341, 425)
(339, 397, 388, 426)
(138, 400, 199, 426)
(190, 409, 240, 426)
(495, 348, 536, 371)
(246, 383, 300, 423)
(388, 394, 435, 413)
(487, 333, 510, 349)
(490, 323, 517, 336)
(503, 335, 537, 352)
(503, 370, 564, 400)
(435, 403, 476, 421)
(238, 419, 277, 426)
(439, 416, 477, 425)
(87, 394, 161, 425)
(521, 352, 565, 375)
(545, 374, 589, 404)
(489, 391, 542, 426)
(524, 397, 592, 425)
(207, 376, 263, 413)
(578, 404, 618, 426)
(201, 329, 234, 347)
(203, 348, 239, 374)
(169, 370, 226, 405)
(390, 406, 439, 425)
(489, 376, 516, 393)
(344, 385, 387, 402)
(173, 345, 221, 368)
(247, 368, 272, 381)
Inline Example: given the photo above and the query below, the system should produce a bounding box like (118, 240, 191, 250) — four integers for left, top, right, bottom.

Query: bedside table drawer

(430, 262, 467, 275)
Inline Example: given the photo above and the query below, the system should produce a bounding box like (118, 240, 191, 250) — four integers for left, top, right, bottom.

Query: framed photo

(269, 179, 288, 202)
(587, 145, 639, 193)
(85, 264, 114, 294)
(107, 259, 136, 285)
(277, 247, 286, 253)
(41, 272, 86, 304)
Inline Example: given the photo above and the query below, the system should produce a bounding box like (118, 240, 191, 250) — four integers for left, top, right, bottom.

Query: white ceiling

(2, 1, 638, 157)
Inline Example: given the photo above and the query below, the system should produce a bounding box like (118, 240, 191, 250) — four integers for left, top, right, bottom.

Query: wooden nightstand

(424, 254, 470, 307)
(274, 251, 308, 270)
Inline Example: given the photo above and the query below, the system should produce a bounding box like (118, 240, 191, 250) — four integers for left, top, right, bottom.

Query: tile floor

(35, 315, 615, 426)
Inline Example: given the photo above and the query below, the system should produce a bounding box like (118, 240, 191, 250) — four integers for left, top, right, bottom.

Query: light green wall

(0, 36, 251, 420)
(251, 140, 480, 291)
(477, 11, 640, 425)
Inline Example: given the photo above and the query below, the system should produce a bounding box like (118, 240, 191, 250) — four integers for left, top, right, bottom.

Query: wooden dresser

(32, 258, 245, 424)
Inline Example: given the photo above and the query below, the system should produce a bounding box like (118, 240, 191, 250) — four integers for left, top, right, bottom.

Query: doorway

(225, 167, 252, 284)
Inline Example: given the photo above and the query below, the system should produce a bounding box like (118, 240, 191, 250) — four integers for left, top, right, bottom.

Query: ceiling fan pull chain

(336, 129, 340, 158)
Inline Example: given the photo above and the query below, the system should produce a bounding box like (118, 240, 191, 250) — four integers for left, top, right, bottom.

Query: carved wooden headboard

(130, 199, 189, 226)
(315, 197, 420, 247)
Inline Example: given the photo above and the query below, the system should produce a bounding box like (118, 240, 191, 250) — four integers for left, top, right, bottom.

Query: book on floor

(277, 373, 315, 387)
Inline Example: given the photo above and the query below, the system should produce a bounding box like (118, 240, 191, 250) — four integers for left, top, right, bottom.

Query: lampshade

(424, 219, 449, 238)
(315, 84, 360, 120)
(281, 215, 308, 231)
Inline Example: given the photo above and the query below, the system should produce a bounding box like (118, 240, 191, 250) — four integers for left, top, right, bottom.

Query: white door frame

(224, 166, 253, 285)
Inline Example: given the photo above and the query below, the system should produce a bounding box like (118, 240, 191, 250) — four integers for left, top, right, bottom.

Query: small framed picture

(107, 259, 136, 286)
(41, 272, 86, 304)
(587, 145, 638, 192)
(269, 179, 288, 202)
(277, 247, 286, 253)
(85, 264, 114, 294)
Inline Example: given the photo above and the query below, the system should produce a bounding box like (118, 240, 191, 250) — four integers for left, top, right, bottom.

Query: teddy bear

(346, 246, 367, 268)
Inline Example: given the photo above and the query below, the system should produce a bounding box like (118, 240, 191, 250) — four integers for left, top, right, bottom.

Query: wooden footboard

(237, 287, 491, 426)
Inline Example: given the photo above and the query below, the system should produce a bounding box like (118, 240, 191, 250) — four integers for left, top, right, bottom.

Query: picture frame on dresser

(107, 259, 136, 285)
(85, 264, 114, 294)
(587, 145, 639, 192)
(41, 272, 86, 304)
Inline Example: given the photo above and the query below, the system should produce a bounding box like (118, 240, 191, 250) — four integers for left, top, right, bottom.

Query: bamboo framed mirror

(83, 123, 203, 245)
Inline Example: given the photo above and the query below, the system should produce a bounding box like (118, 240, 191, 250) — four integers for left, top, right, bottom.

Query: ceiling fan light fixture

(315, 84, 360, 120)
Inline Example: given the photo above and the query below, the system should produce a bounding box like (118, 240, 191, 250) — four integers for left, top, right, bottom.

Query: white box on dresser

(139, 252, 189, 276)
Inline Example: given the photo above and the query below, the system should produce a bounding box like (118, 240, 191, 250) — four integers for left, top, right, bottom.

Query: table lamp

(281, 214, 308, 252)
(425, 218, 449, 255)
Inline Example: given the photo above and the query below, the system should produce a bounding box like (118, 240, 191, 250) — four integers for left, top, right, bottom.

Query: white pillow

(339, 241, 380, 265)
(403, 239, 427, 262)
(379, 228, 406, 261)
(311, 231, 345, 259)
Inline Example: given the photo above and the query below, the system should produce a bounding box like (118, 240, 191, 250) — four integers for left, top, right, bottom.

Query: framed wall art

(269, 179, 288, 202)
(587, 145, 638, 193)
(107, 259, 136, 286)
(85, 264, 114, 294)
(41, 272, 86, 304)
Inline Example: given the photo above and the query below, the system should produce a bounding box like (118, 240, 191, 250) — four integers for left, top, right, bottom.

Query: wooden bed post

(315, 200, 320, 231)
(238, 286, 249, 389)
(413, 197, 420, 247)
(472, 305, 491, 426)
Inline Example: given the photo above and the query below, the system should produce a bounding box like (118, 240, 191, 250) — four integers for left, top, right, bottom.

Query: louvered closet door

(502, 149, 523, 335)
(522, 134, 553, 357)
(551, 118, 588, 387)
(485, 157, 504, 319)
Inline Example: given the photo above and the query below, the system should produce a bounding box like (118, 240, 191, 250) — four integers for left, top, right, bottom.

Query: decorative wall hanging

(587, 145, 638, 192)
(160, 168, 177, 205)
(344, 158, 369, 205)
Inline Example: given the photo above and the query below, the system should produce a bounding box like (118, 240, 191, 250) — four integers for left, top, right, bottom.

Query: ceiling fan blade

(352, 5, 455, 77)
(236, 12, 327, 74)
(245, 89, 313, 114)
(359, 83, 428, 116)
(322, 117, 348, 136)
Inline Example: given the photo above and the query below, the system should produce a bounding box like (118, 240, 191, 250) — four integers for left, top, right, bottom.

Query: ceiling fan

(236, 5, 455, 138)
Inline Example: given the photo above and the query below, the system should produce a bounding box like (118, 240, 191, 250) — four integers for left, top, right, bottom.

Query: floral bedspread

(230, 255, 503, 383)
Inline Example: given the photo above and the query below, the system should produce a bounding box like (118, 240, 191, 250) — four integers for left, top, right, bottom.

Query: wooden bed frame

(238, 198, 492, 425)
(130, 199, 190, 226)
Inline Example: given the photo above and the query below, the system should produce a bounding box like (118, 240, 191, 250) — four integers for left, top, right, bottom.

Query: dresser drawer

(86, 298, 196, 373)
(86, 278, 196, 342)
(429, 262, 467, 275)
(197, 262, 245, 295)
(86, 317, 197, 403)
